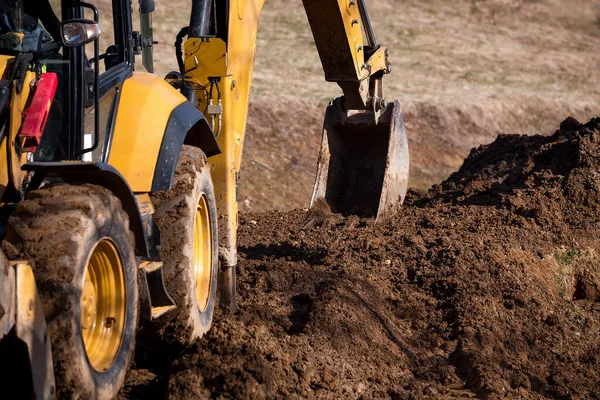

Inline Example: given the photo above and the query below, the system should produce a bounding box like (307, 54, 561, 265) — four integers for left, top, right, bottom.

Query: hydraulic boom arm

(182, 0, 409, 311)
(302, 0, 391, 113)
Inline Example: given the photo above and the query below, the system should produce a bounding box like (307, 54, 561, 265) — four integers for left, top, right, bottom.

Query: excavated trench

(121, 117, 600, 399)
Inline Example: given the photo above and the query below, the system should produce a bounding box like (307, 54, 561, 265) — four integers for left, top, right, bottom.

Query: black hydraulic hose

(357, 0, 377, 47)
(14, 0, 23, 31)
(189, 0, 213, 38)
(175, 26, 189, 75)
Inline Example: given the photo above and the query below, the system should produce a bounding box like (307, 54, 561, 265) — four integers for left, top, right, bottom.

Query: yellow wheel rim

(193, 194, 213, 312)
(81, 238, 126, 372)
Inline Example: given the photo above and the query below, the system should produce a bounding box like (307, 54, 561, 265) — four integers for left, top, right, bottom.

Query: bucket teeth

(310, 99, 409, 220)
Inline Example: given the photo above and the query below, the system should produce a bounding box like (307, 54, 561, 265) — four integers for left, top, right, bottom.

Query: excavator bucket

(310, 99, 409, 220)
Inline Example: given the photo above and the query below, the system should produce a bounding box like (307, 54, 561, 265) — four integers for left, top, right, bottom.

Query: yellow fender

(108, 72, 219, 193)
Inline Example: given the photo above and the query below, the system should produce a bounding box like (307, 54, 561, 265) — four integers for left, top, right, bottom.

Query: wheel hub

(80, 238, 126, 372)
(193, 194, 213, 312)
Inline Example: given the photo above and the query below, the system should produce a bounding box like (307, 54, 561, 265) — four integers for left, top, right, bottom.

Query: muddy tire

(150, 145, 219, 347)
(2, 184, 138, 400)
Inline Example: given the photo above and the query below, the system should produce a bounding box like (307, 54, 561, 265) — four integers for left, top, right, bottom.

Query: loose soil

(121, 117, 600, 399)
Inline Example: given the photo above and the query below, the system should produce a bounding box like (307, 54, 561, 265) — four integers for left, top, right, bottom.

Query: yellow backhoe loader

(0, 0, 408, 398)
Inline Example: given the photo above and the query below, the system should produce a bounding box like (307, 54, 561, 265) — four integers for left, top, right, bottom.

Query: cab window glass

(84, 0, 125, 74)
(84, 88, 118, 161)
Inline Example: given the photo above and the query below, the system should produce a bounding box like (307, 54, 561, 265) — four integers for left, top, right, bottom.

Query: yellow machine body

(184, 0, 266, 267)
(0, 0, 406, 323)
(107, 72, 186, 192)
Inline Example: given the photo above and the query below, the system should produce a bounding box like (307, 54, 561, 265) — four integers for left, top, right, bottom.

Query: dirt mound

(121, 118, 600, 399)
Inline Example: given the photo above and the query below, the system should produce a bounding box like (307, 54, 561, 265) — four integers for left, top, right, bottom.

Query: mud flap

(310, 99, 409, 220)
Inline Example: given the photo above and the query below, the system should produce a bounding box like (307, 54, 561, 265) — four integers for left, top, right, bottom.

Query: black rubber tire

(150, 145, 219, 347)
(2, 184, 138, 400)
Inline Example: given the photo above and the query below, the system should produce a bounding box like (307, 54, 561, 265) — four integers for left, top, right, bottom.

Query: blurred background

(97, 0, 600, 212)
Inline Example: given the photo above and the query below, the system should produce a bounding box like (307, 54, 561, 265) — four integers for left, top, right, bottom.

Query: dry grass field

(149, 0, 600, 105)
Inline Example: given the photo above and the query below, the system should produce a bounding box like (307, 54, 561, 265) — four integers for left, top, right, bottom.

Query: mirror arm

(73, 1, 98, 23)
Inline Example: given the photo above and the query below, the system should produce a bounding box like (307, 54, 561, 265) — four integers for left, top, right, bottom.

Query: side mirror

(140, 0, 155, 14)
(62, 20, 102, 47)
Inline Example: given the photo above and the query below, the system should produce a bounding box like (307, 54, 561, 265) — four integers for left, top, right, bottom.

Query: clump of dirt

(122, 117, 600, 399)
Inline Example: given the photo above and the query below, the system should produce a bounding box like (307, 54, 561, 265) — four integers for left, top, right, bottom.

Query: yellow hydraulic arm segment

(183, 0, 409, 308)
(303, 0, 391, 110)
(183, 0, 265, 310)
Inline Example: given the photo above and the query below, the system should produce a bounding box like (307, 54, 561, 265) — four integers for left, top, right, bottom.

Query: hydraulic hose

(357, 0, 377, 47)
(175, 26, 189, 75)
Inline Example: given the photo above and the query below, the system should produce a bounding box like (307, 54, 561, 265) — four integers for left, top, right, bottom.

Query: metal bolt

(386, 64, 392, 73)
(351, 19, 359, 26)
(385, 48, 390, 57)
(349, 0, 356, 5)
(380, 99, 387, 109)
(104, 317, 116, 328)
(232, 80, 237, 89)
(29, 299, 34, 312)
(357, 46, 363, 52)
(361, 63, 368, 70)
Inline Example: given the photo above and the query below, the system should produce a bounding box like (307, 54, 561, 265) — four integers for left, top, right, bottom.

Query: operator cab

(0, 0, 153, 167)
